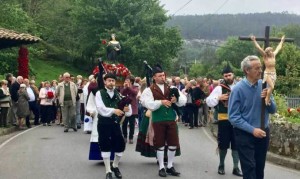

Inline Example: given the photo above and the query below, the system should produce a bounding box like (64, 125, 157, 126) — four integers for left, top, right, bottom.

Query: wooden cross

(239, 26, 293, 130)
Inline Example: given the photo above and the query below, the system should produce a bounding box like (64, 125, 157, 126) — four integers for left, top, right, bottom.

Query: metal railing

(285, 95, 300, 108)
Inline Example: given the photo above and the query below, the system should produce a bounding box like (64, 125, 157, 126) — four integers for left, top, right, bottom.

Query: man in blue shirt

(228, 55, 276, 179)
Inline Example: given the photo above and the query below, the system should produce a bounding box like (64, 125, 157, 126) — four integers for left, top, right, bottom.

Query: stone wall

(209, 115, 300, 170)
(269, 122, 300, 160)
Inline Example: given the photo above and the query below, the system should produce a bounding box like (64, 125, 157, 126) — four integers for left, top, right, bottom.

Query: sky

(159, 0, 300, 15)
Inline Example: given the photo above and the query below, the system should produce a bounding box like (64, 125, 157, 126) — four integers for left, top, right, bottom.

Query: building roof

(0, 28, 41, 49)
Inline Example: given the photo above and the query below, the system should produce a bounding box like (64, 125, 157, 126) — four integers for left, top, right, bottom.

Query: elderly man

(56, 72, 78, 132)
(228, 56, 276, 179)
(24, 79, 40, 127)
(9, 76, 23, 126)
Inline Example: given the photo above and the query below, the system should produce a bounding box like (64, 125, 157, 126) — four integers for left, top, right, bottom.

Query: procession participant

(206, 65, 243, 177)
(141, 65, 186, 177)
(88, 58, 114, 161)
(228, 55, 276, 179)
(95, 72, 132, 179)
(120, 75, 139, 144)
(83, 74, 95, 133)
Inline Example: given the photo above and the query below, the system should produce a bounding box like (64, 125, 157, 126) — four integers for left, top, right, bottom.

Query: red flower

(93, 63, 131, 78)
(47, 91, 54, 99)
(93, 66, 99, 75)
(101, 40, 107, 45)
(288, 108, 291, 113)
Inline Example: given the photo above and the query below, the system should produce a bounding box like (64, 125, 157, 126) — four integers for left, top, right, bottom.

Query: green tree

(71, 0, 183, 76)
(216, 37, 256, 68)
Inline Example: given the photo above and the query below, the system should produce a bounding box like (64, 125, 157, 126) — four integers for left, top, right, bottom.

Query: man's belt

(218, 113, 228, 121)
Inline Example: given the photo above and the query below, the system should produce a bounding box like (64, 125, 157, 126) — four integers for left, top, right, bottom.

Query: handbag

(0, 95, 11, 103)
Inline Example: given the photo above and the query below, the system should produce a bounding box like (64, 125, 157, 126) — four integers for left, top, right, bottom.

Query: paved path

(0, 124, 299, 179)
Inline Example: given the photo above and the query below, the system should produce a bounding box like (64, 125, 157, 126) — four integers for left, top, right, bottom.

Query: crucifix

(239, 26, 293, 130)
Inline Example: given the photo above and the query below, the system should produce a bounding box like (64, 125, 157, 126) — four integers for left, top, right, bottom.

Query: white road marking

(0, 125, 40, 150)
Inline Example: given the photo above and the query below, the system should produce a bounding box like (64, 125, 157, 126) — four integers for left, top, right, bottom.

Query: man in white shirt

(24, 79, 40, 127)
(95, 73, 132, 179)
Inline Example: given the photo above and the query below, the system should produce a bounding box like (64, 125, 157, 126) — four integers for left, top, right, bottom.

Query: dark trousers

(40, 105, 53, 124)
(122, 115, 137, 140)
(218, 120, 236, 150)
(80, 103, 85, 122)
(234, 128, 270, 179)
(181, 106, 188, 123)
(186, 104, 199, 127)
(0, 107, 9, 127)
(26, 101, 40, 125)
(97, 122, 125, 153)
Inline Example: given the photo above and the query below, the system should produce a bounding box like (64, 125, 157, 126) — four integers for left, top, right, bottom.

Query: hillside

(30, 59, 88, 84)
(167, 13, 300, 40)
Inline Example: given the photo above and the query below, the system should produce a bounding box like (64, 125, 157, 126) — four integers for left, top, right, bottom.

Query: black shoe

(73, 127, 77, 132)
(111, 166, 122, 178)
(26, 124, 32, 128)
(232, 168, 243, 177)
(106, 172, 113, 179)
(34, 123, 40, 125)
(64, 128, 68, 132)
(77, 125, 81, 129)
(47, 123, 51, 126)
(218, 165, 225, 175)
(158, 168, 167, 177)
(166, 167, 180, 176)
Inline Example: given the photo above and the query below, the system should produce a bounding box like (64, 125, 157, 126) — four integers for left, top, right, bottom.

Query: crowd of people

(0, 55, 276, 179)
(0, 73, 87, 130)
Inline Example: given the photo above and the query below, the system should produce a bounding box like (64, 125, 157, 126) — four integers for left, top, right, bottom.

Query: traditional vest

(150, 83, 176, 123)
(98, 89, 121, 124)
(217, 82, 231, 121)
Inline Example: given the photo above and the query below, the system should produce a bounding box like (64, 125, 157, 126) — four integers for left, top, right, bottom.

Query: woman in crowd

(0, 80, 11, 127)
(17, 84, 30, 129)
(39, 81, 55, 126)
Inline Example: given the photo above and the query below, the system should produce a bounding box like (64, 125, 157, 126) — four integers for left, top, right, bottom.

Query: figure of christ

(250, 35, 285, 105)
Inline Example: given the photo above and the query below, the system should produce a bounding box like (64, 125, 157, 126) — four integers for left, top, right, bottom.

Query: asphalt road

(0, 124, 299, 179)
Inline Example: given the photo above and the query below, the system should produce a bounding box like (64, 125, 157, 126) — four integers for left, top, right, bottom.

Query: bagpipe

(97, 58, 132, 124)
(113, 92, 132, 124)
(167, 84, 181, 116)
(144, 60, 180, 116)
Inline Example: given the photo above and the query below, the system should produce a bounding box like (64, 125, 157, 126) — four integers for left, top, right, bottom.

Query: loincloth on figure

(262, 71, 277, 84)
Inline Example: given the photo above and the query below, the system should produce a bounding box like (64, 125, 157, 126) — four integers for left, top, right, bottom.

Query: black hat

(152, 64, 164, 76)
(104, 73, 116, 80)
(222, 63, 233, 74)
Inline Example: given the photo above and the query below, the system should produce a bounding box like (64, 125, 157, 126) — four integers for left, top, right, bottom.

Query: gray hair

(190, 80, 197, 86)
(63, 72, 70, 78)
(241, 55, 260, 73)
